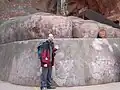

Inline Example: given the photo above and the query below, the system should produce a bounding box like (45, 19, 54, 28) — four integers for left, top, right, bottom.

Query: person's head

(48, 33, 54, 41)
(97, 29, 106, 38)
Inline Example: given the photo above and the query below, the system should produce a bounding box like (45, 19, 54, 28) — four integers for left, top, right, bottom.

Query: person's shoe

(41, 87, 47, 90)
(47, 86, 56, 89)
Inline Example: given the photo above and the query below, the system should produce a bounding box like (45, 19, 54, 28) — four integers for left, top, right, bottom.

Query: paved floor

(0, 81, 120, 90)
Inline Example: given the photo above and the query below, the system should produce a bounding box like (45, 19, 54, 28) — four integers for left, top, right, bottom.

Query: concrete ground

(0, 81, 120, 90)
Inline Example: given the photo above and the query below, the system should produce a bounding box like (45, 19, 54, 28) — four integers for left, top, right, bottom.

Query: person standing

(38, 34, 59, 90)
(96, 29, 113, 52)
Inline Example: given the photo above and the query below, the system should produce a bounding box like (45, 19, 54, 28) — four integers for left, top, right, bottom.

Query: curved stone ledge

(0, 39, 120, 86)
(0, 14, 72, 44)
(0, 12, 120, 45)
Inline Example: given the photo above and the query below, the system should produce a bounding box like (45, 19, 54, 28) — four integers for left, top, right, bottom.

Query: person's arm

(103, 39, 113, 52)
(53, 45, 59, 52)
(53, 48, 57, 52)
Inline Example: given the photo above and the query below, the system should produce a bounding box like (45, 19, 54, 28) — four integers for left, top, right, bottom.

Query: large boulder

(1, 13, 120, 44)
(0, 0, 38, 20)
(0, 13, 72, 44)
(0, 0, 57, 20)
(0, 39, 120, 86)
(69, 16, 120, 38)
(66, 0, 120, 18)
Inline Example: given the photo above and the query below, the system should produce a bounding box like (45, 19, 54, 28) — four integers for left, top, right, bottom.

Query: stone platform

(0, 39, 120, 86)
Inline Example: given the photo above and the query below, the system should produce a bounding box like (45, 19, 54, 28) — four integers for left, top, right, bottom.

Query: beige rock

(0, 13, 72, 44)
(70, 16, 120, 38)
(0, 39, 120, 86)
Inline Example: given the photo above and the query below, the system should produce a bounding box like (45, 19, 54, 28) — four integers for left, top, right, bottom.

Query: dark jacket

(40, 40, 57, 67)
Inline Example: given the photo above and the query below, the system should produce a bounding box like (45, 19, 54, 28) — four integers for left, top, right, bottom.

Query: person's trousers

(41, 66, 52, 89)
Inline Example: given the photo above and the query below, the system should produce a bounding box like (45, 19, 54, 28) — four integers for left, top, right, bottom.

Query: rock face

(94, 0, 120, 17)
(0, 13, 72, 44)
(108, 14, 120, 21)
(67, 0, 120, 18)
(0, 0, 120, 20)
(0, 39, 120, 86)
(0, 0, 120, 87)
(0, 13, 120, 44)
(70, 16, 120, 38)
(32, 0, 57, 14)
(0, 12, 120, 86)
(87, 39, 120, 84)
(0, 0, 38, 20)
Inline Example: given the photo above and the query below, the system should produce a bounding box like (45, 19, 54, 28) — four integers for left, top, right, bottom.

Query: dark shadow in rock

(79, 9, 120, 29)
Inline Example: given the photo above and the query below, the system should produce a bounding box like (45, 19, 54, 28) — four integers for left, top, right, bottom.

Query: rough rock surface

(94, 0, 120, 17)
(0, 0, 38, 20)
(108, 14, 120, 21)
(0, 0, 120, 20)
(0, 0, 58, 20)
(0, 39, 120, 86)
(32, 0, 57, 14)
(69, 16, 120, 38)
(66, 0, 120, 18)
(1, 13, 120, 44)
(0, 13, 72, 44)
(87, 39, 120, 84)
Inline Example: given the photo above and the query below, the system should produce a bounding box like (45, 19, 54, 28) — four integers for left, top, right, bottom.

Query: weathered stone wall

(0, 39, 120, 86)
